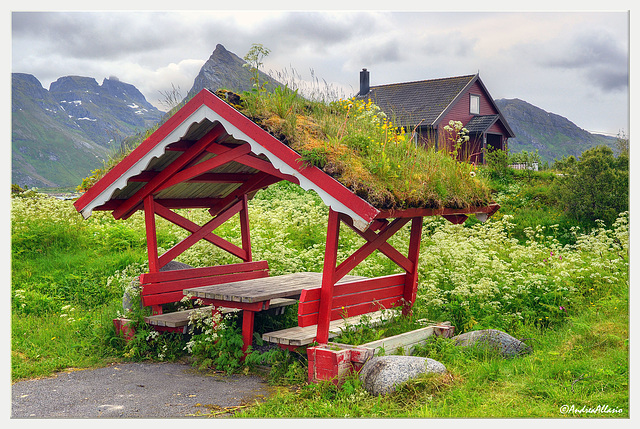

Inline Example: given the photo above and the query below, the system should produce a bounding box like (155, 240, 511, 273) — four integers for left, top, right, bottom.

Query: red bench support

(314, 209, 424, 344)
(139, 261, 270, 314)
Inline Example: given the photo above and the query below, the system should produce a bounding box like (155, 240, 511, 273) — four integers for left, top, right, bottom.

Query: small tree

(558, 145, 628, 226)
(485, 149, 511, 182)
(243, 43, 271, 94)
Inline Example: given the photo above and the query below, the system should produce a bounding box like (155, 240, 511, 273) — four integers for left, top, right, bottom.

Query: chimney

(359, 68, 370, 96)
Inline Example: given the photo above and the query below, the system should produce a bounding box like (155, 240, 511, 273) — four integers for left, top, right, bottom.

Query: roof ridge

(370, 74, 476, 90)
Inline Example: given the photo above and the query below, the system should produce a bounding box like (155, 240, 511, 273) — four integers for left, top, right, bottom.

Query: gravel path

(11, 362, 275, 418)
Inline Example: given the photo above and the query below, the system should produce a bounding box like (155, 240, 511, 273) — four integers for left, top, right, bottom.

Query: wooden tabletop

(184, 272, 365, 304)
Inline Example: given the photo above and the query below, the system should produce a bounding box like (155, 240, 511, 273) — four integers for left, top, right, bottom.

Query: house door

(486, 133, 502, 152)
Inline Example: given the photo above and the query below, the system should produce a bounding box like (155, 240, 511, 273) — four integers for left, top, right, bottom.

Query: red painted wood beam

(239, 194, 252, 262)
(157, 199, 245, 267)
(333, 217, 410, 282)
(374, 203, 500, 221)
(112, 125, 226, 220)
(144, 195, 160, 274)
(152, 201, 248, 262)
(155, 143, 252, 193)
(402, 217, 423, 316)
(128, 171, 254, 183)
(316, 208, 341, 344)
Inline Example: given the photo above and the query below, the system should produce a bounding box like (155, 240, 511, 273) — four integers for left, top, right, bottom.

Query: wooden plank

(142, 270, 269, 297)
(262, 311, 387, 346)
(140, 261, 269, 284)
(297, 274, 406, 326)
(298, 274, 406, 305)
(358, 326, 436, 355)
(184, 272, 365, 303)
(374, 203, 500, 220)
(298, 294, 403, 327)
(298, 283, 404, 320)
(269, 298, 297, 308)
(144, 306, 239, 328)
(142, 290, 190, 307)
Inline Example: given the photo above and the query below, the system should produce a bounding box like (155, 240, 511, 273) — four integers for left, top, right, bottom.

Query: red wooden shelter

(74, 88, 498, 350)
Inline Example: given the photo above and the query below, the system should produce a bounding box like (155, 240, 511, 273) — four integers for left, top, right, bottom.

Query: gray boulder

(359, 355, 446, 396)
(452, 329, 531, 358)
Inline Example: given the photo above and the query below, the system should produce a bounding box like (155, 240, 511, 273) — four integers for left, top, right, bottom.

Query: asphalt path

(11, 361, 276, 418)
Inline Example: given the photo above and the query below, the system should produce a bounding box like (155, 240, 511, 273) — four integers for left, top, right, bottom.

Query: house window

(470, 94, 480, 115)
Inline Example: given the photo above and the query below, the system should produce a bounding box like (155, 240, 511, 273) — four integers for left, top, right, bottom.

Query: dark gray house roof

(359, 71, 515, 139)
(365, 74, 476, 127)
(464, 114, 500, 133)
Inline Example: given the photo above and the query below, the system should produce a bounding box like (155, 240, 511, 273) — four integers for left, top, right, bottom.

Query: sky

(9, 3, 633, 137)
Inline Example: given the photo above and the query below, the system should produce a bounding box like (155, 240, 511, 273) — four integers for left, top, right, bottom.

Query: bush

(556, 145, 628, 226)
(485, 149, 512, 182)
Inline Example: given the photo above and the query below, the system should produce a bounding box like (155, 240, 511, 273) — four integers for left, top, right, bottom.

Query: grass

(220, 86, 492, 211)
(10, 174, 629, 418)
(239, 293, 629, 418)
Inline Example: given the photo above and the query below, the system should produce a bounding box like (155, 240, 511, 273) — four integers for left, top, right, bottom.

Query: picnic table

(184, 272, 365, 352)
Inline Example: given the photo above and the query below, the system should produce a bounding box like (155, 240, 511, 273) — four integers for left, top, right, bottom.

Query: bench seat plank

(262, 310, 387, 347)
(145, 298, 298, 328)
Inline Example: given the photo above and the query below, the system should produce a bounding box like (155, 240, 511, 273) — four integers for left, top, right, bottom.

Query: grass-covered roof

(215, 86, 493, 211)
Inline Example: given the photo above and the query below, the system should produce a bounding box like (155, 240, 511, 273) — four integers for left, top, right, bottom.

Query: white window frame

(470, 94, 480, 115)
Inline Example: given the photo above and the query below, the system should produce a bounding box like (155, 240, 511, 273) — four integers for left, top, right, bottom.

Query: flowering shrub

(11, 186, 629, 375)
(418, 212, 629, 332)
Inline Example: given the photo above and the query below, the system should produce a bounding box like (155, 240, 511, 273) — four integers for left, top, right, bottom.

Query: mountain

(187, 44, 281, 98)
(496, 98, 617, 163)
(12, 44, 619, 189)
(12, 73, 164, 188)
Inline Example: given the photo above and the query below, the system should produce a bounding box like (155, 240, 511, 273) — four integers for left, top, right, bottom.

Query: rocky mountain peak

(187, 44, 282, 98)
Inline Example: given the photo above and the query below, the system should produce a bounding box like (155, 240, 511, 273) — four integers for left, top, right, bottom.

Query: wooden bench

(144, 298, 296, 334)
(140, 260, 290, 333)
(262, 273, 407, 348)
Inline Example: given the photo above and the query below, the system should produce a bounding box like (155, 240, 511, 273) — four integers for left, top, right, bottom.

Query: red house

(358, 69, 515, 165)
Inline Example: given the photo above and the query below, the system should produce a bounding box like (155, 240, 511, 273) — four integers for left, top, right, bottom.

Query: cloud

(10, 10, 629, 135)
(537, 30, 628, 92)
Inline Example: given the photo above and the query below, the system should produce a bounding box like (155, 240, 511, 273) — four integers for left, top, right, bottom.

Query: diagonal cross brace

(338, 213, 414, 274)
(333, 216, 411, 282)
(155, 199, 246, 267)
(152, 201, 248, 264)
(155, 143, 252, 193)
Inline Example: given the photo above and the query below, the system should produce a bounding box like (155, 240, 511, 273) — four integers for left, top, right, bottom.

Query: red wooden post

(316, 208, 340, 344)
(144, 195, 162, 315)
(239, 194, 252, 262)
(241, 310, 255, 354)
(144, 195, 159, 273)
(403, 216, 423, 315)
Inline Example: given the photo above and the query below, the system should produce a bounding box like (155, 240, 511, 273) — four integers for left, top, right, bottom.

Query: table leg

(242, 310, 255, 354)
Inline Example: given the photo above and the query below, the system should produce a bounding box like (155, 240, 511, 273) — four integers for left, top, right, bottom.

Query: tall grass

(234, 86, 492, 211)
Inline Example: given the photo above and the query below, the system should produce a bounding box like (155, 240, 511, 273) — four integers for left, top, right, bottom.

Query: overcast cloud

(10, 7, 631, 136)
